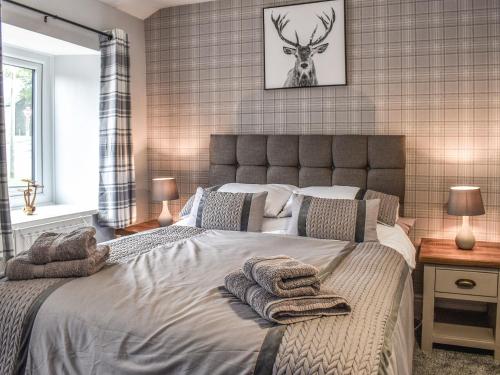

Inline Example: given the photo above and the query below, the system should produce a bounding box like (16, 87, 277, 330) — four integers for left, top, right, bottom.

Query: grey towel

(28, 227, 97, 264)
(224, 270, 350, 324)
(6, 245, 110, 281)
(242, 255, 320, 297)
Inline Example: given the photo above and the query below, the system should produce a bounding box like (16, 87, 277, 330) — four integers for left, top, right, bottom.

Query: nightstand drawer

(435, 268, 498, 297)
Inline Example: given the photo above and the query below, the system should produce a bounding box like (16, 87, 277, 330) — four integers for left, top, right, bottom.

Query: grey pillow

(362, 190, 399, 226)
(194, 190, 267, 232)
(179, 185, 220, 218)
(287, 195, 380, 242)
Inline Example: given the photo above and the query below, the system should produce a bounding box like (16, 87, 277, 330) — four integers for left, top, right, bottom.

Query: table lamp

(447, 186, 485, 250)
(152, 177, 179, 226)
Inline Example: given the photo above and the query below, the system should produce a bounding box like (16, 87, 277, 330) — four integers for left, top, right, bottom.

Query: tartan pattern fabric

(145, 0, 500, 244)
(98, 29, 136, 228)
(0, 7, 14, 263)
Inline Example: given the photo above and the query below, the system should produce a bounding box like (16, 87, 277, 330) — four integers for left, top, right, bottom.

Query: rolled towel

(224, 270, 350, 324)
(28, 227, 97, 264)
(6, 245, 110, 281)
(242, 255, 320, 297)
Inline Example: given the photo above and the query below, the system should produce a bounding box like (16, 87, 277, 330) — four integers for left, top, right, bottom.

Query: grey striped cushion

(287, 195, 379, 242)
(179, 186, 221, 218)
(363, 190, 399, 226)
(193, 190, 267, 232)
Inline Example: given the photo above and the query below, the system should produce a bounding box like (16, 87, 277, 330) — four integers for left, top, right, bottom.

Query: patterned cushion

(287, 195, 379, 242)
(362, 189, 399, 226)
(188, 188, 267, 232)
(179, 186, 220, 218)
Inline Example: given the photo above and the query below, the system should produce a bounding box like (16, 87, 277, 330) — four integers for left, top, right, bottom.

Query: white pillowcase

(280, 185, 361, 217)
(218, 183, 296, 218)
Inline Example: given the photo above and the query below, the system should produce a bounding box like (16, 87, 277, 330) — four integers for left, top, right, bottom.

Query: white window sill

(10, 204, 98, 230)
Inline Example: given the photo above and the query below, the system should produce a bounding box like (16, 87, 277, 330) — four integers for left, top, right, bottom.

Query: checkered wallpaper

(145, 0, 500, 243)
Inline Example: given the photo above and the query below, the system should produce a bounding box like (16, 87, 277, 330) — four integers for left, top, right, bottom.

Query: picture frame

(263, 0, 346, 90)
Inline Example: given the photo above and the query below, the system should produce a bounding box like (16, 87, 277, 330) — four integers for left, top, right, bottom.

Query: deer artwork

(271, 8, 335, 88)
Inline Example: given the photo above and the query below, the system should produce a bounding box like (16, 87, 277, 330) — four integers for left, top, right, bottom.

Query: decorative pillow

(218, 183, 296, 218)
(279, 185, 361, 218)
(362, 190, 399, 226)
(287, 194, 379, 242)
(189, 188, 267, 232)
(179, 186, 220, 218)
(179, 195, 196, 218)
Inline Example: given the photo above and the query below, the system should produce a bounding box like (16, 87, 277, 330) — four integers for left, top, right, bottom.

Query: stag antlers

(309, 8, 335, 46)
(271, 13, 300, 47)
(271, 7, 335, 47)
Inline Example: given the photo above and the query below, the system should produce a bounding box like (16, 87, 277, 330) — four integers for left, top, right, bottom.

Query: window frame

(3, 47, 54, 208)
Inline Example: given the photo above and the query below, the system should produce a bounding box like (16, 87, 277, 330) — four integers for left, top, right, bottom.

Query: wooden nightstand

(115, 220, 160, 237)
(420, 238, 500, 361)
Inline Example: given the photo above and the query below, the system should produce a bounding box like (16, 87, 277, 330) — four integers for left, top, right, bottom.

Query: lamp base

(158, 201, 173, 227)
(455, 216, 475, 250)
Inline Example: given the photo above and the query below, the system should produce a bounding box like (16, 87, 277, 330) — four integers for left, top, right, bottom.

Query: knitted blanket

(0, 226, 205, 375)
(255, 242, 409, 375)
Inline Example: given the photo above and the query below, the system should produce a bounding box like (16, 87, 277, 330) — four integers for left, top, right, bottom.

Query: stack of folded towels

(224, 255, 350, 324)
(5, 227, 110, 281)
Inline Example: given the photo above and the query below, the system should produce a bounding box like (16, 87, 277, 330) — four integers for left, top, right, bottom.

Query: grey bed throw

(268, 242, 409, 374)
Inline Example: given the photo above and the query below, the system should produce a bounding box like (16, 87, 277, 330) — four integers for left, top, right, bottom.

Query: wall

(145, 0, 500, 244)
(3, 0, 149, 222)
(53, 55, 100, 208)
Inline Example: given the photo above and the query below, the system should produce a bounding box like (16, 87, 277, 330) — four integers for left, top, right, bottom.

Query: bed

(0, 134, 415, 375)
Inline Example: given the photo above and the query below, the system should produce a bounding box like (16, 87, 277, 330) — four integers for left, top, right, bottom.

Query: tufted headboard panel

(209, 134, 406, 208)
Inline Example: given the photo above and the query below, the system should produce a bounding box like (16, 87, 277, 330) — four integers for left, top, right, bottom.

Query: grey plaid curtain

(0, 15, 14, 262)
(98, 29, 136, 228)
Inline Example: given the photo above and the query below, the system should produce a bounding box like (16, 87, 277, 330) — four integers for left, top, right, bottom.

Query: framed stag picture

(263, 0, 346, 89)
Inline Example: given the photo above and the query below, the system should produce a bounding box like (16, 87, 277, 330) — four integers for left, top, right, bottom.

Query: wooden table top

(115, 220, 160, 236)
(419, 238, 500, 269)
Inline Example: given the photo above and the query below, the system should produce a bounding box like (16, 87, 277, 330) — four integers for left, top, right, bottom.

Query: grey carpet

(413, 344, 500, 374)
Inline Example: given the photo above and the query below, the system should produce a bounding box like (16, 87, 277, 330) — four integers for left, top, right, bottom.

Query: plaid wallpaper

(145, 0, 500, 243)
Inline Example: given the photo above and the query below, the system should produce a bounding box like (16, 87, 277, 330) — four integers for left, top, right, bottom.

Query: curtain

(0, 13, 14, 263)
(98, 29, 136, 228)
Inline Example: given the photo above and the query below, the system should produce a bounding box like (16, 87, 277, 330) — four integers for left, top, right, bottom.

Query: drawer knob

(455, 279, 476, 289)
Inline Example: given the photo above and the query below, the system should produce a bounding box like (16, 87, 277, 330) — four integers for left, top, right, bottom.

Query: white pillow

(218, 183, 297, 218)
(279, 185, 361, 217)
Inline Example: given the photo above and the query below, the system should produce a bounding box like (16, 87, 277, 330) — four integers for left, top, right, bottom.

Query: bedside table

(115, 220, 160, 237)
(420, 238, 500, 361)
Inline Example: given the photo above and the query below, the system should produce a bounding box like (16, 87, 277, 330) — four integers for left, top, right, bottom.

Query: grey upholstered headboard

(209, 135, 406, 207)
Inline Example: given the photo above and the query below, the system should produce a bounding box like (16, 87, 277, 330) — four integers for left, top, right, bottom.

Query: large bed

(1, 135, 415, 375)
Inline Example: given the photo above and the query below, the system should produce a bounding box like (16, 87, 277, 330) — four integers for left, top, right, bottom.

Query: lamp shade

(152, 177, 179, 202)
(447, 186, 485, 217)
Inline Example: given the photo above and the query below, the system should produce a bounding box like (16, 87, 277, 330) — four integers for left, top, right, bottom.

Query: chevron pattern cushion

(363, 189, 399, 226)
(188, 188, 267, 232)
(287, 194, 380, 242)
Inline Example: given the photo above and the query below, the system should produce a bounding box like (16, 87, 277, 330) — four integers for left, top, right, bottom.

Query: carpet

(413, 344, 500, 374)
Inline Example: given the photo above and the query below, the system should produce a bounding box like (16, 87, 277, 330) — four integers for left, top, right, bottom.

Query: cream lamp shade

(152, 178, 179, 226)
(447, 186, 485, 250)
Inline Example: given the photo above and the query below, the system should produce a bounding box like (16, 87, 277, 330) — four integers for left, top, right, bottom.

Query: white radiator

(12, 215, 94, 255)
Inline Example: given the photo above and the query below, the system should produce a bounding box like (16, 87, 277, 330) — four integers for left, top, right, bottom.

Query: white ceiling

(98, 0, 208, 19)
(2, 23, 99, 56)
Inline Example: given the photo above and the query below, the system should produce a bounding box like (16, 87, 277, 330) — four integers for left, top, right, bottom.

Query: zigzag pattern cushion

(188, 188, 267, 232)
(287, 194, 380, 242)
(179, 185, 221, 218)
(362, 189, 399, 226)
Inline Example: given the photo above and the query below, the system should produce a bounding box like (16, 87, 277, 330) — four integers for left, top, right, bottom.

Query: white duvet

(175, 217, 416, 269)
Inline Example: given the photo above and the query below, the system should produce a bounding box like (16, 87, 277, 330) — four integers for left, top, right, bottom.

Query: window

(2, 48, 53, 206)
